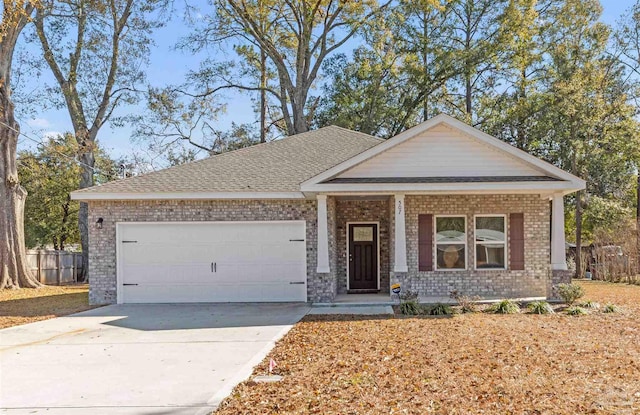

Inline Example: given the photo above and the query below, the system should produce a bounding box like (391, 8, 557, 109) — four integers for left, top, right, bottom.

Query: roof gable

(336, 123, 545, 179)
(301, 114, 585, 193)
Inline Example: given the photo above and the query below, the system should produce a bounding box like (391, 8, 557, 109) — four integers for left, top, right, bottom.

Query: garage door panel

(124, 244, 216, 265)
(118, 221, 307, 303)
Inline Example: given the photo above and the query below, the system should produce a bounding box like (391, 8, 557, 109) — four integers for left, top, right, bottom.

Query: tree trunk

(465, 74, 472, 117)
(0, 87, 41, 289)
(77, 142, 95, 282)
(260, 48, 267, 143)
(0, 3, 41, 289)
(637, 174, 640, 275)
(575, 191, 583, 280)
(291, 94, 309, 135)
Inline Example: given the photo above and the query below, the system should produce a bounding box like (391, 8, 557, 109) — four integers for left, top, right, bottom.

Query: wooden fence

(25, 250, 84, 285)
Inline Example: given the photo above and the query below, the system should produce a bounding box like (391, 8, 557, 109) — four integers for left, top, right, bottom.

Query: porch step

(347, 289, 380, 294)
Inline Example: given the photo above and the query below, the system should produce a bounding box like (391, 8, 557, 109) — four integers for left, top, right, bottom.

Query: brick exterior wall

(390, 194, 552, 300)
(335, 199, 390, 294)
(87, 194, 555, 305)
(87, 199, 339, 305)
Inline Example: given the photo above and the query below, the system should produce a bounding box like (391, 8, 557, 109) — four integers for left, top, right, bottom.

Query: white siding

(337, 125, 547, 178)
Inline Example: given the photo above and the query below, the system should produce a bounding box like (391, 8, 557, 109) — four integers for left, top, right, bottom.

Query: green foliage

(18, 134, 118, 249)
(400, 301, 421, 316)
(527, 301, 554, 315)
(566, 306, 587, 316)
(555, 283, 585, 306)
(602, 304, 620, 313)
(565, 195, 635, 243)
(427, 303, 454, 316)
(488, 299, 520, 314)
(399, 290, 420, 315)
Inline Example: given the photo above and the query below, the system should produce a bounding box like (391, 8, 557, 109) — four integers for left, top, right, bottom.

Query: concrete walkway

(0, 303, 309, 415)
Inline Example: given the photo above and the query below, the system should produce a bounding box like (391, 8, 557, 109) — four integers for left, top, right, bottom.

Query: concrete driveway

(0, 303, 310, 415)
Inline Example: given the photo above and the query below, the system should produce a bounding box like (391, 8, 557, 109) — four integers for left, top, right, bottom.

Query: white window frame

(473, 214, 508, 271)
(434, 215, 467, 271)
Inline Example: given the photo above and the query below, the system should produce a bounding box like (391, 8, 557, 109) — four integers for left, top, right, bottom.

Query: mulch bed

(0, 284, 94, 329)
(215, 281, 640, 414)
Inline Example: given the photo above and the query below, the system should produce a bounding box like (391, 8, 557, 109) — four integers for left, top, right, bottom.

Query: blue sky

(17, 1, 636, 160)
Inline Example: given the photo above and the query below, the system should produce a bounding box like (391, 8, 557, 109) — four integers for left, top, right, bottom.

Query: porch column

(551, 193, 568, 270)
(394, 194, 408, 272)
(316, 194, 330, 273)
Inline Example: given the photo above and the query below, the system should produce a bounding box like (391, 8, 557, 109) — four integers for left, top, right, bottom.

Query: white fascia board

(301, 181, 583, 194)
(70, 191, 306, 201)
(301, 113, 586, 189)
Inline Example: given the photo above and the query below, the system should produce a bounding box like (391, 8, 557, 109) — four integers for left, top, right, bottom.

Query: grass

(0, 284, 93, 329)
(215, 281, 640, 415)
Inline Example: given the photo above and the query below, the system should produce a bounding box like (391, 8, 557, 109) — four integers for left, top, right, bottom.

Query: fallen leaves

(0, 284, 93, 329)
(215, 282, 640, 414)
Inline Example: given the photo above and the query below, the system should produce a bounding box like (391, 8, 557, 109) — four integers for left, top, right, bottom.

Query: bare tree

(189, 0, 390, 136)
(33, 0, 165, 279)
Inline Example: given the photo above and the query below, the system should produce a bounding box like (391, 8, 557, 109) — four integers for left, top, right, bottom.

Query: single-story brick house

(71, 114, 584, 305)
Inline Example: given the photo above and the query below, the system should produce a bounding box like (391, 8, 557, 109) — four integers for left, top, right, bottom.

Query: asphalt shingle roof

(75, 126, 383, 195)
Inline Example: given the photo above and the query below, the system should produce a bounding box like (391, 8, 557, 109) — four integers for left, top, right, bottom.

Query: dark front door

(348, 224, 378, 290)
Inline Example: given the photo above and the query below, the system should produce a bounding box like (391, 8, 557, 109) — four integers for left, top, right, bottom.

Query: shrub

(488, 299, 520, 314)
(527, 301, 554, 315)
(566, 306, 587, 316)
(580, 300, 600, 310)
(603, 303, 620, 313)
(428, 303, 454, 316)
(399, 290, 420, 315)
(400, 301, 420, 315)
(449, 290, 480, 313)
(555, 283, 585, 305)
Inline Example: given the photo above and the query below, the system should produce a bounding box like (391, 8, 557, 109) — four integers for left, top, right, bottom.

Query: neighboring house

(71, 114, 585, 305)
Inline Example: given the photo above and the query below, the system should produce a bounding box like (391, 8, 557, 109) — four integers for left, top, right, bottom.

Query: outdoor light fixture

(96, 218, 104, 229)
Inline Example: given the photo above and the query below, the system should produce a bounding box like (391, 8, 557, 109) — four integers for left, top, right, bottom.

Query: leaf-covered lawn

(216, 281, 640, 414)
(0, 284, 93, 329)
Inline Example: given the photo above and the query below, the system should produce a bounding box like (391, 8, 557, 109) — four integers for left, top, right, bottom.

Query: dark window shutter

(510, 213, 525, 270)
(418, 214, 433, 271)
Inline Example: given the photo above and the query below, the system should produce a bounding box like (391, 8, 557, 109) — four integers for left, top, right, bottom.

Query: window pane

(476, 244, 505, 268)
(475, 216, 505, 242)
(436, 217, 466, 243)
(437, 244, 466, 269)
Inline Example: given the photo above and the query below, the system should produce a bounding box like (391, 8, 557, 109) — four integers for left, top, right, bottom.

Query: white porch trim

(316, 195, 330, 273)
(393, 194, 408, 273)
(551, 193, 568, 270)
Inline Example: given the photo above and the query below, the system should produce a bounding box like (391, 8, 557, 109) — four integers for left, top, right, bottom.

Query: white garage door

(117, 221, 307, 303)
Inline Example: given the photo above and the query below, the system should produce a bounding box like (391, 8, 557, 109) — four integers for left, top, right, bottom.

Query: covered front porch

(313, 193, 569, 304)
